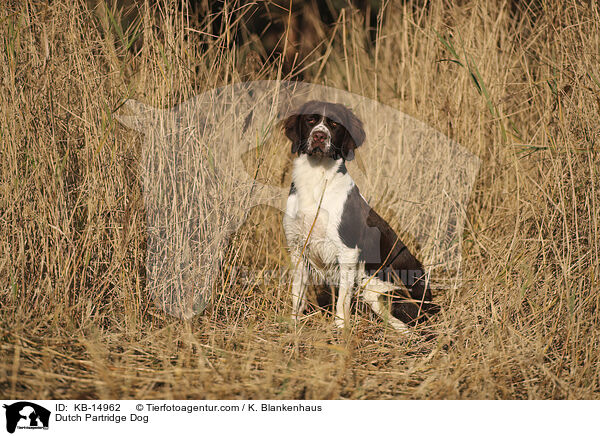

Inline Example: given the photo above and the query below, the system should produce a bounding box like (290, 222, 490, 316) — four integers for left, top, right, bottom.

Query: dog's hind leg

(360, 277, 410, 333)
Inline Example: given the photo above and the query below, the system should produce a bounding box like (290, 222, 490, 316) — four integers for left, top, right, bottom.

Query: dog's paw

(387, 318, 411, 333)
(334, 317, 347, 329)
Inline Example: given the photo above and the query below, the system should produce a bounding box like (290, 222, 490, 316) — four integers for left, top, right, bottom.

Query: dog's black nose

(312, 132, 327, 143)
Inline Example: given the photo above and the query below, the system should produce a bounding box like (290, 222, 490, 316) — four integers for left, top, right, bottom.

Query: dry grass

(1, 0, 600, 399)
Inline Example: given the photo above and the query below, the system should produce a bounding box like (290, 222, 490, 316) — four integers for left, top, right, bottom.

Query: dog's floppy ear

(340, 107, 365, 161)
(283, 114, 302, 154)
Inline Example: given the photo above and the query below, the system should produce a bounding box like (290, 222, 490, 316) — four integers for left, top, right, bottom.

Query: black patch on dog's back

(338, 185, 402, 266)
(338, 185, 439, 325)
(338, 186, 373, 258)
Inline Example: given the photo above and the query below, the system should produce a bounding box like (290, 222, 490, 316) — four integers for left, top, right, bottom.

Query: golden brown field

(1, 0, 599, 399)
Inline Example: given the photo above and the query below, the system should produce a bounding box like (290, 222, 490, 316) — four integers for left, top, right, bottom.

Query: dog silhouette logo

(3, 402, 50, 433)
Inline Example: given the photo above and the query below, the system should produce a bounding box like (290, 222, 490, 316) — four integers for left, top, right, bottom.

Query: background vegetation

(1, 0, 599, 399)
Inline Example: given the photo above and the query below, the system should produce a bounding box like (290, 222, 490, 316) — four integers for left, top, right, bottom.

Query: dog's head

(283, 101, 366, 161)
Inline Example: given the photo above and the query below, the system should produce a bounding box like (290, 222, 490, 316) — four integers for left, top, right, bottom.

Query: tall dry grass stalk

(1, 0, 599, 399)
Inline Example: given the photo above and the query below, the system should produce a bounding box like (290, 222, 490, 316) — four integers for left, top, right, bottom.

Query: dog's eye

(306, 116, 317, 125)
(329, 121, 338, 128)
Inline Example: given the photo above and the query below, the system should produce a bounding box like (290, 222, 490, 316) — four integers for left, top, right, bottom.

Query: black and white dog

(282, 101, 439, 332)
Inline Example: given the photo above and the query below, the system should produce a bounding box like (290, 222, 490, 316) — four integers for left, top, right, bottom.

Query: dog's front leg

(290, 252, 309, 323)
(335, 255, 357, 329)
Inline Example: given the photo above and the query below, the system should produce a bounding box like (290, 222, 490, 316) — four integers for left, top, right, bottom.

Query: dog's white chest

(283, 155, 354, 268)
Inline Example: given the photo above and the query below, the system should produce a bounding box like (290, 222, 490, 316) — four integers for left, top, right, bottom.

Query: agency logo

(117, 80, 480, 319)
(2, 402, 50, 434)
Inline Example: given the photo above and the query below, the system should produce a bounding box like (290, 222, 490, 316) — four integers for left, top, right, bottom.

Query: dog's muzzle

(308, 127, 331, 154)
